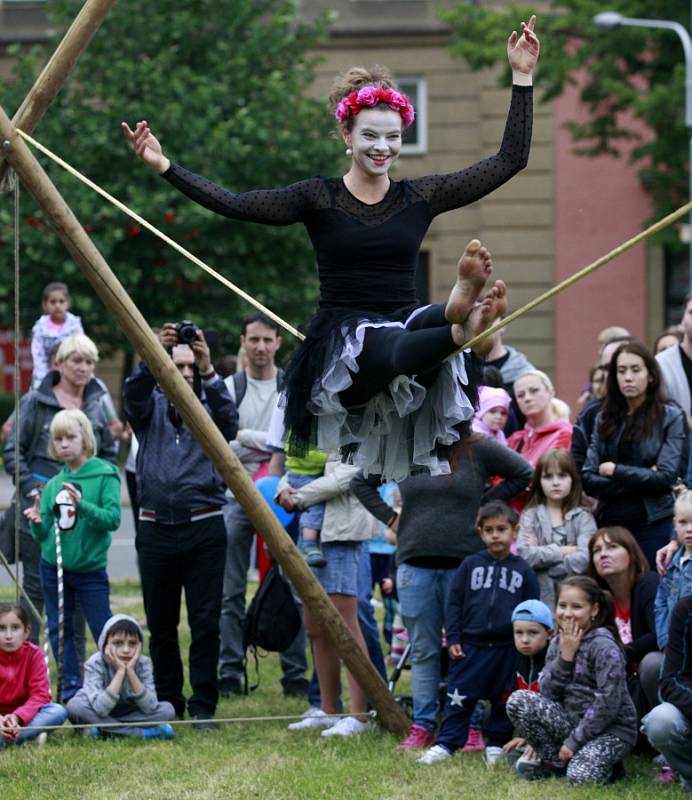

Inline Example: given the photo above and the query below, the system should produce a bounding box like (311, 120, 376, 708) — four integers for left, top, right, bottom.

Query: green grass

(0, 581, 687, 800)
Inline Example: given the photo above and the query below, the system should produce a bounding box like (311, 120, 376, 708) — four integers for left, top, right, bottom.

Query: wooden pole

(0, 107, 410, 737)
(0, 0, 116, 185)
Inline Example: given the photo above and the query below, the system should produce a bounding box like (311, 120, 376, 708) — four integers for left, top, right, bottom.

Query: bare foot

(450, 280, 508, 350)
(445, 239, 492, 324)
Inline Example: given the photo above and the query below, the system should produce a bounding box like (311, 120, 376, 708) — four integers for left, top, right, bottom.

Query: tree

(0, 0, 339, 356)
(440, 1, 688, 244)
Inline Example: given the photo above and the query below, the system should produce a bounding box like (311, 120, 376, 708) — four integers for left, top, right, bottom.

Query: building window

(398, 77, 427, 155)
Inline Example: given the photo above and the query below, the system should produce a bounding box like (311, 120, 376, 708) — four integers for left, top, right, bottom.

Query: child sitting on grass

(67, 614, 175, 738)
(506, 575, 637, 784)
(501, 598, 553, 777)
(0, 603, 66, 746)
(417, 500, 539, 766)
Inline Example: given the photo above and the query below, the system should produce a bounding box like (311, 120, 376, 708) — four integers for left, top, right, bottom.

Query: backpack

(242, 564, 301, 692)
(232, 368, 284, 407)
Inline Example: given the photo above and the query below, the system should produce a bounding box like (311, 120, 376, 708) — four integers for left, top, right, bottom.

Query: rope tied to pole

(14, 128, 305, 342)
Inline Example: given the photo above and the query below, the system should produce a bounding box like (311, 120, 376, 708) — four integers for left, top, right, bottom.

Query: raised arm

(122, 120, 319, 225)
(414, 16, 539, 217)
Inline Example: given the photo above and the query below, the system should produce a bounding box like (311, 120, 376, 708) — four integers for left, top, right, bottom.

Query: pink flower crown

(335, 86, 415, 129)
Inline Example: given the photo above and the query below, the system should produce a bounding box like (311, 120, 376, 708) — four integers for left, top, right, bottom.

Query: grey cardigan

(517, 505, 597, 608)
(540, 627, 638, 753)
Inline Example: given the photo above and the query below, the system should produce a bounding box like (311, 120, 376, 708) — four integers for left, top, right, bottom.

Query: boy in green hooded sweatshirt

(24, 408, 119, 701)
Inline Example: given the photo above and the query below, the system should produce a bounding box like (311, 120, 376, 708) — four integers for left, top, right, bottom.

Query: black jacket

(626, 571, 660, 666)
(582, 402, 688, 524)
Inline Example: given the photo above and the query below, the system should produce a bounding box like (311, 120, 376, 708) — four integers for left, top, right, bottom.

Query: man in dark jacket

(124, 323, 238, 729)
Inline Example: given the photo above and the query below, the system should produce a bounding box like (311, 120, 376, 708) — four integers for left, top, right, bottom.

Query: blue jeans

(642, 702, 692, 782)
(40, 559, 111, 701)
(0, 703, 67, 745)
(396, 563, 456, 733)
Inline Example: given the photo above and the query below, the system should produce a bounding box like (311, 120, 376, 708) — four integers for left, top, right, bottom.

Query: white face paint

(344, 108, 402, 179)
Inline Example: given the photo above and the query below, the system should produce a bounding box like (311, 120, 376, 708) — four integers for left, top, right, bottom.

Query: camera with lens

(175, 320, 199, 345)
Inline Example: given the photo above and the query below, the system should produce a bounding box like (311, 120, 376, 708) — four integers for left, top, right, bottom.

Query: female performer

(123, 17, 540, 480)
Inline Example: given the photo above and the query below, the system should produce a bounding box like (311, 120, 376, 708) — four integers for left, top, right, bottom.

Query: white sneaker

(417, 745, 452, 765)
(515, 748, 541, 776)
(287, 708, 339, 731)
(34, 732, 48, 746)
(484, 746, 504, 767)
(320, 716, 371, 737)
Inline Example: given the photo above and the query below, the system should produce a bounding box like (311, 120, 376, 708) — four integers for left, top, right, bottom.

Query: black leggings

(339, 304, 457, 407)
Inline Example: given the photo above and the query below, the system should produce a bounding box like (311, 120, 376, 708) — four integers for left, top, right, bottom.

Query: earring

(345, 147, 352, 156)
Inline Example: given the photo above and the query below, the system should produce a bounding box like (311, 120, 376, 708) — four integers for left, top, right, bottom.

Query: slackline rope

(14, 128, 305, 342)
(21, 709, 377, 732)
(449, 199, 692, 358)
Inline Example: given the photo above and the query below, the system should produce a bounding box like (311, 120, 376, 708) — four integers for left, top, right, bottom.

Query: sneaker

(462, 727, 485, 752)
(304, 546, 327, 568)
(287, 708, 339, 731)
(398, 724, 436, 750)
(515, 748, 542, 777)
(321, 716, 371, 737)
(89, 726, 101, 739)
(654, 765, 678, 783)
(417, 745, 452, 765)
(34, 732, 48, 746)
(191, 714, 219, 731)
(484, 746, 504, 767)
(143, 724, 175, 740)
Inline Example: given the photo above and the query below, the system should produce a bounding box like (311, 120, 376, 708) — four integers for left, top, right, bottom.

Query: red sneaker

(398, 724, 436, 750)
(462, 728, 485, 752)
(654, 766, 679, 784)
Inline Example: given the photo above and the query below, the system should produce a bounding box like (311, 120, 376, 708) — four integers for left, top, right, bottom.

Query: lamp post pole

(594, 11, 692, 288)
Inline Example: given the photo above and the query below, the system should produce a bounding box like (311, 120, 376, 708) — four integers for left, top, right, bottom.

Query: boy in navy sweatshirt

(418, 500, 539, 765)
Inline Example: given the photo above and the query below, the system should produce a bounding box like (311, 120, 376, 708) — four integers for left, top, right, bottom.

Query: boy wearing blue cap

(503, 599, 554, 776)
(418, 501, 539, 766)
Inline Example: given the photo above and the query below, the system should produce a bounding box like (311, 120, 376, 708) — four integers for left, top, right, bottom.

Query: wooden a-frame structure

(0, 0, 409, 736)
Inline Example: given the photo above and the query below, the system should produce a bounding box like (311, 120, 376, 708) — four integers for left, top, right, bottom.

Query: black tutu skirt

(282, 304, 476, 482)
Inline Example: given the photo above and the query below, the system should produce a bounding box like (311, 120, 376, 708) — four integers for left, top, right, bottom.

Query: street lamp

(594, 11, 692, 288)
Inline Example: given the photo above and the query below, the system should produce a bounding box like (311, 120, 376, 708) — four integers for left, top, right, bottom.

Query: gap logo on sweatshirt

(470, 565, 525, 595)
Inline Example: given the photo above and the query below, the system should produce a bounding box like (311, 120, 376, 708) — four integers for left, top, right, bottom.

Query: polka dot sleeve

(161, 166, 325, 225)
(411, 85, 533, 217)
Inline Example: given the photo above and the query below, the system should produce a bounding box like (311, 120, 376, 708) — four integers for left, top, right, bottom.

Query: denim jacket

(655, 547, 692, 649)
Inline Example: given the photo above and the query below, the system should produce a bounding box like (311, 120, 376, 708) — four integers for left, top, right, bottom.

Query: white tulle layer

(308, 307, 474, 482)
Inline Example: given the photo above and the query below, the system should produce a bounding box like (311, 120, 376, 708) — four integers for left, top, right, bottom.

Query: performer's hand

(656, 540, 681, 576)
(122, 120, 171, 174)
(507, 15, 539, 80)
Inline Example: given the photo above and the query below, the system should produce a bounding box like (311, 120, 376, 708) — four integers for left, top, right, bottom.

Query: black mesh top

(163, 86, 532, 314)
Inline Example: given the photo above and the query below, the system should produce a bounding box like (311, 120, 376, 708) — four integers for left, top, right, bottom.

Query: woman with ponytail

(506, 576, 637, 784)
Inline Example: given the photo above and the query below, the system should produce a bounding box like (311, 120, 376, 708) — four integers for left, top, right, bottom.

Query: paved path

(0, 471, 139, 586)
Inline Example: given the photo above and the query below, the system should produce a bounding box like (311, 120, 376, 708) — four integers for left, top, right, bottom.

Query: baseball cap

(511, 599, 553, 629)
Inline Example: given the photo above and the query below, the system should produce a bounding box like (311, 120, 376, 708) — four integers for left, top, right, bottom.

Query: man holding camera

(124, 322, 238, 728)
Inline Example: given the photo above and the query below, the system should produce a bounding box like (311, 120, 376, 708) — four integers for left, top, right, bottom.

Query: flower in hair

(335, 86, 415, 128)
